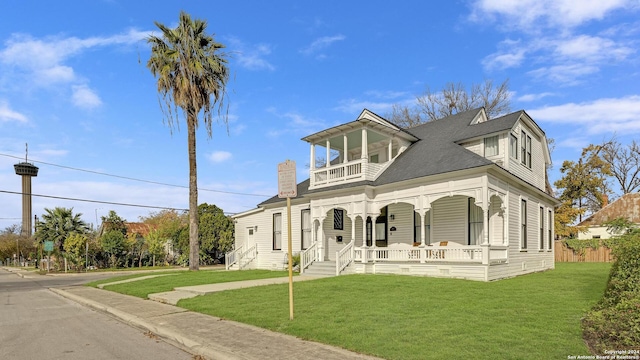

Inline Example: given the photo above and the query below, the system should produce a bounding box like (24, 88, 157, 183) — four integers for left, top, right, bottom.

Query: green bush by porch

(178, 263, 609, 360)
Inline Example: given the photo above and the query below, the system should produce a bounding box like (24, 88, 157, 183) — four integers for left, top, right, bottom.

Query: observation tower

(14, 144, 38, 237)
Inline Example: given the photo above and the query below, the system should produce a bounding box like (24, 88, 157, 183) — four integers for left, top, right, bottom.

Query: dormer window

(484, 135, 499, 157)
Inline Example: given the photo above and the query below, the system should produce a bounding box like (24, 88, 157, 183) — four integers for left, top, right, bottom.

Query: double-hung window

(468, 199, 483, 245)
(521, 131, 532, 168)
(484, 135, 499, 157)
(548, 210, 553, 250)
(510, 133, 518, 159)
(273, 213, 282, 250)
(521, 200, 528, 250)
(301, 209, 311, 250)
(539, 206, 545, 250)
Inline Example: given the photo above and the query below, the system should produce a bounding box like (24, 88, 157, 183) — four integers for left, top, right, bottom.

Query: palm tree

(147, 11, 230, 271)
(35, 207, 89, 252)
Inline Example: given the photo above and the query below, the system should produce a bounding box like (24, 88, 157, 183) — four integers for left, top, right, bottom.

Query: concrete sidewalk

(51, 282, 382, 360)
(148, 275, 325, 305)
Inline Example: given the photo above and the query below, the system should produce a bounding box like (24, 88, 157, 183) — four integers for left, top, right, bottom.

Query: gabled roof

(578, 193, 640, 226)
(259, 108, 540, 206)
(125, 222, 157, 237)
(301, 108, 418, 144)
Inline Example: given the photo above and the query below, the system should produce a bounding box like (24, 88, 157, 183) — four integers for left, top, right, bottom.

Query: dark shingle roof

(260, 108, 521, 206)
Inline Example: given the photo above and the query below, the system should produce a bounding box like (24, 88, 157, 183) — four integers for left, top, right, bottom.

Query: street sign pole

(278, 160, 297, 320)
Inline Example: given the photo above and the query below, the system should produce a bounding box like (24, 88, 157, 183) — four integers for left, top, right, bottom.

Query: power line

(0, 189, 188, 211)
(0, 153, 273, 198)
(0, 189, 243, 215)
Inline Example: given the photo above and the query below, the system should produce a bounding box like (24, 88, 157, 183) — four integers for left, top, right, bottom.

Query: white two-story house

(228, 107, 558, 281)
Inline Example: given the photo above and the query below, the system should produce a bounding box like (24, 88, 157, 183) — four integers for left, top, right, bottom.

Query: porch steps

(303, 261, 355, 277)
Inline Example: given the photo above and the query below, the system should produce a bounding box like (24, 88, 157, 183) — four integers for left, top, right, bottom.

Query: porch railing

(225, 245, 243, 270)
(359, 245, 484, 263)
(238, 244, 257, 270)
(336, 241, 354, 275)
(300, 242, 318, 274)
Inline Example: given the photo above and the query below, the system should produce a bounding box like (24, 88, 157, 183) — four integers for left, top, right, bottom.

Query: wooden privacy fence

(554, 240, 614, 262)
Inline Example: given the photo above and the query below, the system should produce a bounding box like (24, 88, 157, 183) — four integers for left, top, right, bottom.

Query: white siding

(387, 202, 414, 245)
(432, 196, 467, 245)
(462, 139, 483, 157)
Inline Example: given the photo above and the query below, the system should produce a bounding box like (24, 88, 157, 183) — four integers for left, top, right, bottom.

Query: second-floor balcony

(302, 109, 419, 190)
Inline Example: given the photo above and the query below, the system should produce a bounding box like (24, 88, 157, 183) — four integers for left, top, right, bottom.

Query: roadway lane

(0, 269, 192, 360)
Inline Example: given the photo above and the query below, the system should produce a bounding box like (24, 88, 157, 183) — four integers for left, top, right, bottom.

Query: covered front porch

(301, 190, 509, 276)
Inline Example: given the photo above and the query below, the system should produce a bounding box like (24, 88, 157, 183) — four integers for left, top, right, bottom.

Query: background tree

(388, 79, 511, 127)
(100, 230, 125, 268)
(63, 232, 89, 270)
(597, 138, 640, 194)
(145, 229, 166, 267)
(147, 11, 230, 271)
(140, 209, 187, 263)
(35, 207, 89, 252)
(198, 203, 234, 262)
(100, 210, 127, 235)
(554, 145, 612, 237)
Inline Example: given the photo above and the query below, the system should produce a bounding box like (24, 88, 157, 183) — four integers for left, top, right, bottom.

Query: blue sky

(1, 0, 639, 229)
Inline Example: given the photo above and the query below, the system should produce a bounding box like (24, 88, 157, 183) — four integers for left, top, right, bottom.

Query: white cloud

(552, 35, 633, 62)
(209, 151, 232, 163)
(299, 35, 346, 56)
(226, 36, 275, 71)
(528, 64, 600, 85)
(529, 95, 640, 134)
(516, 92, 555, 102)
(0, 29, 148, 107)
(0, 100, 27, 123)
(470, 0, 632, 31)
(72, 85, 102, 110)
(482, 47, 526, 70)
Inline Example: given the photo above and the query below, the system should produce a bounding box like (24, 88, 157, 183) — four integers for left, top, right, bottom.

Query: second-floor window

(521, 131, 532, 168)
(484, 135, 499, 157)
(510, 133, 518, 159)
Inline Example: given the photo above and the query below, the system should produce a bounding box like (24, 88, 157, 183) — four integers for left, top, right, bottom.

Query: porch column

(388, 137, 393, 161)
(325, 140, 331, 168)
(350, 215, 356, 258)
(361, 215, 368, 263)
(419, 211, 426, 246)
(371, 215, 377, 248)
(482, 207, 490, 245)
(361, 128, 368, 159)
(310, 143, 315, 171)
(343, 135, 348, 164)
(318, 216, 325, 261)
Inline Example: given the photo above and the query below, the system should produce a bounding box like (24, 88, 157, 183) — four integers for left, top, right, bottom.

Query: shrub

(582, 232, 640, 353)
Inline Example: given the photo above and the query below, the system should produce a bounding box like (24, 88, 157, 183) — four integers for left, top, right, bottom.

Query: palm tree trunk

(188, 114, 200, 271)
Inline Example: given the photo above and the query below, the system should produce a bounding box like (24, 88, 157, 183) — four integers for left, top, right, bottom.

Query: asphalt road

(0, 269, 193, 360)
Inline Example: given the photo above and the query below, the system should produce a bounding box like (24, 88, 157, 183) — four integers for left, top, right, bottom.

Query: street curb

(49, 288, 241, 360)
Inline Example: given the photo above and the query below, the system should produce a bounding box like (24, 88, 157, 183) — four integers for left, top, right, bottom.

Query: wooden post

(287, 197, 294, 320)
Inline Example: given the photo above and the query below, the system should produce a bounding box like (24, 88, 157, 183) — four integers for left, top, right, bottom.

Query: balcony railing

(311, 159, 384, 188)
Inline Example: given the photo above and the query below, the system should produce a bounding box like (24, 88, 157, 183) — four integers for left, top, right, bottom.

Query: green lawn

(177, 263, 611, 360)
(92, 269, 290, 298)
